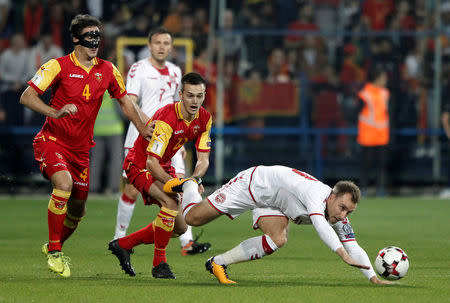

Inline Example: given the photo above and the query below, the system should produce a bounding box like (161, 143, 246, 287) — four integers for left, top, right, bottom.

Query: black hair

(69, 14, 102, 39)
(148, 27, 173, 43)
(181, 72, 207, 91)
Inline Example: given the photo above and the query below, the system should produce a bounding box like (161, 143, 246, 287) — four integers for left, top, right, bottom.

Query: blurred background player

(19, 14, 151, 278)
(113, 27, 211, 255)
(109, 72, 212, 279)
(356, 66, 390, 196)
(180, 165, 393, 285)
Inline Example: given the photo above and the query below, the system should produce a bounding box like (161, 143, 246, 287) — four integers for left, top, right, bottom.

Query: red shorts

(33, 135, 90, 200)
(124, 160, 176, 206)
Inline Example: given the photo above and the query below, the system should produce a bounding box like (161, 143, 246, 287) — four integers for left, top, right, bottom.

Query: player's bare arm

(191, 151, 210, 193)
(335, 247, 370, 269)
(192, 151, 210, 179)
(118, 94, 152, 140)
(146, 155, 174, 184)
(20, 86, 78, 119)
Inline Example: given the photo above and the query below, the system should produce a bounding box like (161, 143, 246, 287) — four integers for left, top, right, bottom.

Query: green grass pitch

(0, 195, 449, 303)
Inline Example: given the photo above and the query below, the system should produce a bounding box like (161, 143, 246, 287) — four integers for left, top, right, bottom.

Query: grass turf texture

(0, 196, 449, 303)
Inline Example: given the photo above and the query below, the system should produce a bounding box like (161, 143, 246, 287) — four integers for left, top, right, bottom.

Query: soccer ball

(374, 246, 409, 280)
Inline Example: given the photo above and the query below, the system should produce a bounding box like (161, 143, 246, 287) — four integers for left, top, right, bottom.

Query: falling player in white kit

(113, 27, 211, 255)
(177, 165, 394, 284)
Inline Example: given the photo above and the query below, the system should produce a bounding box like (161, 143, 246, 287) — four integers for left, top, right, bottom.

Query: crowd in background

(0, 0, 448, 188)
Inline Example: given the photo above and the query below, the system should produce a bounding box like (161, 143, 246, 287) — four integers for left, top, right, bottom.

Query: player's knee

(123, 183, 139, 199)
(270, 233, 287, 248)
(174, 224, 187, 236)
(54, 182, 72, 192)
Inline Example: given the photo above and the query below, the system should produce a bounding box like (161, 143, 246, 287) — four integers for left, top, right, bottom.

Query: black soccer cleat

(152, 262, 176, 279)
(108, 239, 136, 277)
(182, 240, 212, 255)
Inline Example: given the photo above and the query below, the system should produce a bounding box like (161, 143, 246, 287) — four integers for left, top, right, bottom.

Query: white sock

(214, 235, 278, 266)
(113, 196, 136, 239)
(181, 180, 202, 216)
(179, 225, 193, 247)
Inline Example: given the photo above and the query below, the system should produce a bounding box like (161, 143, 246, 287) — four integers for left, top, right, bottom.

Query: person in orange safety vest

(357, 66, 389, 196)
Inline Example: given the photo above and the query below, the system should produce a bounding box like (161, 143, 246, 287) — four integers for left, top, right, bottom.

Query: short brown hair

(69, 14, 102, 39)
(333, 181, 361, 204)
(181, 72, 207, 91)
(148, 27, 173, 43)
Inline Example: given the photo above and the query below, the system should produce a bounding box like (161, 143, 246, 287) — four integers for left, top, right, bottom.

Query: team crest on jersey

(193, 125, 200, 135)
(95, 72, 102, 82)
(342, 220, 355, 239)
(215, 193, 226, 203)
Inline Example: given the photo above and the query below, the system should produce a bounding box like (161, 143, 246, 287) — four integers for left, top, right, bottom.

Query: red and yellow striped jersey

(28, 52, 127, 151)
(126, 102, 212, 169)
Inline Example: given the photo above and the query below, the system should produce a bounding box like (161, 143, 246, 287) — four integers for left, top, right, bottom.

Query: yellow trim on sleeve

(197, 116, 212, 150)
(111, 63, 126, 95)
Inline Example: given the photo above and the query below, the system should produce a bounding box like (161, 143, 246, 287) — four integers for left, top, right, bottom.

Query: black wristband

(193, 177, 202, 185)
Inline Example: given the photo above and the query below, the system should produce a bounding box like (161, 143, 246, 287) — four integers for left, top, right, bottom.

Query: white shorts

(170, 149, 186, 175)
(207, 167, 287, 229)
(122, 148, 185, 178)
(124, 123, 139, 150)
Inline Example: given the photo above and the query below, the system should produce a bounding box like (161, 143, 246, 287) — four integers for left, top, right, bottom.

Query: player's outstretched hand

(55, 104, 78, 118)
(336, 247, 370, 270)
(346, 260, 370, 270)
(198, 184, 205, 194)
(369, 276, 396, 285)
(143, 120, 155, 140)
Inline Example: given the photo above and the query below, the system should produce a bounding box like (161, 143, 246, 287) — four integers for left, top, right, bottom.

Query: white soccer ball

(374, 246, 409, 280)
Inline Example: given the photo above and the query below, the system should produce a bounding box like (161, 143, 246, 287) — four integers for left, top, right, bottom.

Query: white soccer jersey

(208, 165, 342, 252)
(207, 165, 332, 221)
(124, 59, 182, 148)
(248, 165, 332, 221)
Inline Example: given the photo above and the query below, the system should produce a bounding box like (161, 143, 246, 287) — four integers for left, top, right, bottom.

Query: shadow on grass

(11, 274, 417, 289)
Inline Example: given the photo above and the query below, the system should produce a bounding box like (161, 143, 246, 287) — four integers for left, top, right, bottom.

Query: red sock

(122, 193, 136, 205)
(153, 207, 178, 267)
(60, 212, 82, 245)
(47, 189, 71, 251)
(118, 222, 155, 250)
